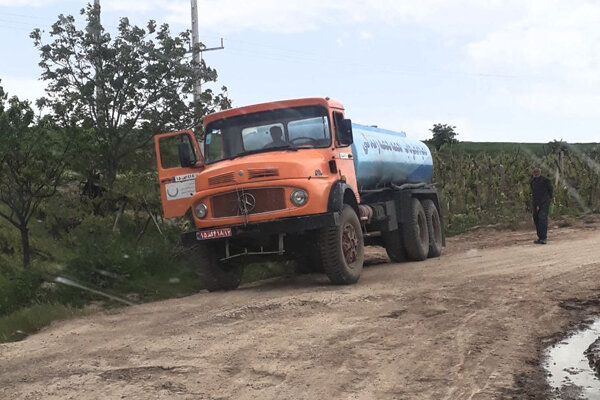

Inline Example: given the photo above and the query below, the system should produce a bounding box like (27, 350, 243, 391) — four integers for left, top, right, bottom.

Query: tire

(194, 243, 243, 291)
(422, 199, 443, 258)
(402, 198, 429, 261)
(382, 230, 406, 262)
(318, 205, 364, 285)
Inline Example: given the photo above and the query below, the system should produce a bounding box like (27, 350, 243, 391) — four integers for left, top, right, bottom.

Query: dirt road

(2, 220, 600, 400)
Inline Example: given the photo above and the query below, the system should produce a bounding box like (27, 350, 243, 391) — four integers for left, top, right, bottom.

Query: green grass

(0, 303, 86, 343)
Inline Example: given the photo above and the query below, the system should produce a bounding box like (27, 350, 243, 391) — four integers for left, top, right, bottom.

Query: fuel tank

(351, 124, 433, 191)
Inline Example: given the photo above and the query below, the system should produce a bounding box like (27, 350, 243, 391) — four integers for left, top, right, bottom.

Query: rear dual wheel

(400, 198, 443, 260)
(402, 198, 430, 261)
(423, 199, 443, 258)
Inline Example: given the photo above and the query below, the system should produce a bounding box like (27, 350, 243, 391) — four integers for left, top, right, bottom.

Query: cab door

(332, 111, 360, 198)
(154, 130, 203, 218)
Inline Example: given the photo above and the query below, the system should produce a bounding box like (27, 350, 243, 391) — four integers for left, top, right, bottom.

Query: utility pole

(190, 0, 224, 108)
(190, 0, 201, 106)
(93, 0, 104, 127)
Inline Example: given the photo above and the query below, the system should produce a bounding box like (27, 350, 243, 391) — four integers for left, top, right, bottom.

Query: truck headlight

(194, 202, 208, 218)
(290, 189, 308, 206)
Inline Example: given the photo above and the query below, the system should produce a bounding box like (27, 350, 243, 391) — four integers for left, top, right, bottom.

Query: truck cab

(155, 97, 443, 290)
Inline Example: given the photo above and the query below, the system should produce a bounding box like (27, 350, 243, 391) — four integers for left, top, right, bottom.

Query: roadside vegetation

(431, 139, 600, 235)
(0, 3, 228, 342)
(1, 3, 599, 344)
(426, 125, 600, 235)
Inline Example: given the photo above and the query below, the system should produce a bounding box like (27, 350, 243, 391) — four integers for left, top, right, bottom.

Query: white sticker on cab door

(166, 179, 196, 200)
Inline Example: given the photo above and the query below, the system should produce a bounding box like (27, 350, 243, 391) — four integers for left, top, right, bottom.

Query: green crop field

(430, 140, 600, 235)
(455, 142, 599, 156)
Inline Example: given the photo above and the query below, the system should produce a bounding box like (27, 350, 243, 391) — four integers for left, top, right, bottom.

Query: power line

(223, 44, 547, 82)
(195, 34, 555, 82)
(0, 8, 555, 83)
(0, 18, 38, 27)
(0, 11, 55, 21)
(0, 23, 35, 32)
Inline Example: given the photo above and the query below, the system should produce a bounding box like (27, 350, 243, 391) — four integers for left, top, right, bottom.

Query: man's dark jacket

(530, 176, 553, 206)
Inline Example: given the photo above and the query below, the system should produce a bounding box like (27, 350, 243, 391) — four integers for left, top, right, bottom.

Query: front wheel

(194, 243, 243, 292)
(318, 205, 364, 285)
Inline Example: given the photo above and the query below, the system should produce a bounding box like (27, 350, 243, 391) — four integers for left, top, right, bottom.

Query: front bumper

(182, 212, 340, 245)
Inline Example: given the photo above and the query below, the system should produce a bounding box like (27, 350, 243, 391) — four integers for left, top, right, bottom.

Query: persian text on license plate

(196, 228, 232, 240)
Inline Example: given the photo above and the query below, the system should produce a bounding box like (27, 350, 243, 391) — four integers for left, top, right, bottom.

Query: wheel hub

(342, 223, 359, 264)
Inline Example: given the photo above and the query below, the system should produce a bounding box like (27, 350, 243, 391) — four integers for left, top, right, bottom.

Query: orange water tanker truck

(154, 97, 443, 290)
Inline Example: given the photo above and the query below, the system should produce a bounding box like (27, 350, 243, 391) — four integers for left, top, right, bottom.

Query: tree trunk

(20, 226, 31, 268)
(112, 198, 127, 232)
(104, 163, 118, 204)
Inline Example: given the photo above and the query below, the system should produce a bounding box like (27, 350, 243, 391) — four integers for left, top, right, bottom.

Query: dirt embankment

(1, 218, 600, 400)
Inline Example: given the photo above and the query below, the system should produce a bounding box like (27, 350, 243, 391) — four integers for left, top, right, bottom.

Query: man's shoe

(539, 239, 547, 244)
(534, 239, 542, 244)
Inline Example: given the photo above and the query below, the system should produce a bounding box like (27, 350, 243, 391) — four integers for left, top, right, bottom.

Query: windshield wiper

(228, 145, 298, 161)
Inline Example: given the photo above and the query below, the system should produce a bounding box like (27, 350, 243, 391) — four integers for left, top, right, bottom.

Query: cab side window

(333, 112, 346, 147)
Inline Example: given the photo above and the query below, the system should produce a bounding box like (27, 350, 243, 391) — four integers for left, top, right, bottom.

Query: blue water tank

(351, 124, 433, 191)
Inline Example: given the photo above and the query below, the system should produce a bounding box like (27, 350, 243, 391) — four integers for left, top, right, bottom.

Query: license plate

(196, 228, 232, 240)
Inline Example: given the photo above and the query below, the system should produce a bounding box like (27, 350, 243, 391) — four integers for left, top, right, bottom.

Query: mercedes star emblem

(238, 193, 256, 214)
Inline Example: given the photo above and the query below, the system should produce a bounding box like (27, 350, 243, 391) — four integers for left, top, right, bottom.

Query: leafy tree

(0, 82, 71, 267)
(31, 3, 231, 196)
(545, 139, 569, 156)
(429, 123, 459, 150)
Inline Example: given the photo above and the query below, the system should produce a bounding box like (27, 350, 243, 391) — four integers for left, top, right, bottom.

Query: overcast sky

(1, 0, 599, 143)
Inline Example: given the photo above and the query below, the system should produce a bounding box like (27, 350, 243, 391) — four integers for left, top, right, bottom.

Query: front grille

(208, 172, 235, 185)
(248, 168, 279, 179)
(211, 188, 286, 218)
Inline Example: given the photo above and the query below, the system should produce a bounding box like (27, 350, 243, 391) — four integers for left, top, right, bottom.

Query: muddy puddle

(544, 318, 600, 399)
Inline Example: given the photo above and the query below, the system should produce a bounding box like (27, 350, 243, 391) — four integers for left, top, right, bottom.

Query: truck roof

(203, 97, 345, 126)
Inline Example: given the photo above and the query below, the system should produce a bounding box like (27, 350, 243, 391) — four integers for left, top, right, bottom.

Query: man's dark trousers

(533, 202, 550, 241)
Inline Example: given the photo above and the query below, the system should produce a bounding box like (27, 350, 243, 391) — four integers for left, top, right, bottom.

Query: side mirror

(339, 118, 353, 146)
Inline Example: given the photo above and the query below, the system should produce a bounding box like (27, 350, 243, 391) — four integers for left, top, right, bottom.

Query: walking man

(530, 163, 553, 244)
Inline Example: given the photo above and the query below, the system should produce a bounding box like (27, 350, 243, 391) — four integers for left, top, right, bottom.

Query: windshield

(204, 106, 331, 164)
